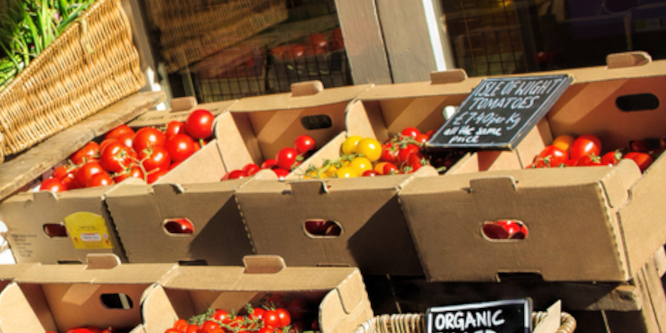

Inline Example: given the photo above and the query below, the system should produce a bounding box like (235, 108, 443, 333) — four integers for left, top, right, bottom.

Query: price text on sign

(427, 75, 571, 150)
(425, 299, 532, 333)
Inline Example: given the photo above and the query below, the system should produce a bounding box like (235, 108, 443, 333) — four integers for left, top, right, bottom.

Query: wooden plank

(0, 91, 166, 202)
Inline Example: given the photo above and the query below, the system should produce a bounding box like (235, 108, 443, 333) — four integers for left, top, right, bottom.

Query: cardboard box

(0, 255, 176, 333)
(216, 81, 372, 179)
(105, 177, 260, 265)
(399, 51, 666, 282)
(139, 255, 373, 333)
(0, 263, 35, 292)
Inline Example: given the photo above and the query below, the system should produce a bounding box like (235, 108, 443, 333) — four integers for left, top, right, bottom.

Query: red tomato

(104, 124, 134, 140)
(186, 109, 215, 139)
(166, 134, 196, 162)
(147, 168, 169, 184)
(574, 155, 602, 167)
(630, 139, 660, 152)
(276, 147, 299, 170)
(414, 134, 429, 145)
(381, 142, 399, 163)
(569, 134, 602, 160)
(70, 142, 100, 165)
(40, 178, 67, 193)
(261, 159, 279, 169)
(276, 308, 291, 327)
(86, 172, 115, 188)
(424, 130, 435, 139)
(287, 298, 308, 319)
(382, 162, 399, 175)
(623, 152, 653, 172)
(601, 150, 623, 166)
(169, 161, 182, 171)
(263, 310, 281, 328)
(99, 138, 120, 155)
(294, 135, 316, 154)
(185, 325, 200, 333)
(273, 168, 290, 180)
(362, 170, 378, 177)
(242, 163, 261, 176)
(113, 165, 144, 183)
(400, 127, 421, 138)
(406, 153, 425, 172)
(75, 162, 105, 187)
(213, 309, 231, 323)
(173, 319, 189, 332)
(227, 170, 248, 179)
(133, 127, 167, 153)
(100, 142, 135, 173)
(165, 121, 187, 139)
(534, 145, 569, 167)
(258, 328, 273, 333)
(140, 146, 171, 172)
(54, 165, 79, 189)
(397, 144, 421, 164)
(165, 329, 180, 333)
(201, 321, 220, 333)
(249, 307, 265, 321)
(116, 132, 134, 150)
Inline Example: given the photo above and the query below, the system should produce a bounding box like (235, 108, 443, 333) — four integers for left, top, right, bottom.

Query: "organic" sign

(425, 299, 532, 333)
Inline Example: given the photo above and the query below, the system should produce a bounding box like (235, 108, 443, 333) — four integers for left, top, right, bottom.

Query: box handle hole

(43, 223, 68, 238)
(100, 293, 133, 310)
(616, 93, 659, 112)
(163, 218, 194, 236)
(481, 220, 528, 241)
(304, 219, 342, 237)
(301, 115, 332, 130)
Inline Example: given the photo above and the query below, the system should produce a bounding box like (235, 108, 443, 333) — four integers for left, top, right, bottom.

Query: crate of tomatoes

(399, 51, 666, 282)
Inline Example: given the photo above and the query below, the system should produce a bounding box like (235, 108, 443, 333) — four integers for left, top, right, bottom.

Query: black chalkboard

(427, 75, 571, 150)
(425, 299, 532, 333)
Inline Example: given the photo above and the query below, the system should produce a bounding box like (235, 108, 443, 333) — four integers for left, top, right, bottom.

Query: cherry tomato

(86, 172, 115, 188)
(397, 144, 421, 164)
(373, 162, 388, 175)
(534, 145, 568, 168)
(287, 298, 308, 320)
(357, 138, 382, 162)
(133, 127, 167, 153)
(165, 329, 180, 333)
(574, 155, 602, 167)
(242, 163, 261, 176)
(276, 147, 299, 170)
(623, 152, 653, 172)
(173, 319, 188, 333)
(100, 142, 135, 173)
(400, 127, 420, 138)
(166, 134, 196, 162)
(248, 307, 265, 321)
(147, 168, 169, 184)
(406, 153, 425, 172)
(424, 130, 435, 139)
(294, 135, 316, 154)
(140, 146, 171, 171)
(383, 162, 400, 175)
(261, 159, 279, 169)
(273, 168, 290, 180)
(601, 150, 623, 166)
(569, 134, 602, 160)
(185, 325, 200, 333)
(54, 165, 79, 190)
(186, 109, 215, 139)
(276, 308, 291, 327)
(258, 328, 274, 333)
(70, 142, 100, 165)
(381, 142, 399, 163)
(263, 310, 281, 328)
(113, 165, 145, 183)
(552, 135, 575, 152)
(363, 170, 378, 177)
(75, 161, 105, 187)
(630, 139, 660, 153)
(213, 309, 231, 323)
(227, 170, 248, 179)
(341, 136, 362, 155)
(165, 121, 187, 139)
(115, 132, 134, 150)
(201, 321, 220, 333)
(104, 124, 134, 140)
(414, 134, 429, 145)
(40, 178, 67, 192)
(349, 156, 372, 175)
(99, 138, 120, 155)
(335, 166, 357, 178)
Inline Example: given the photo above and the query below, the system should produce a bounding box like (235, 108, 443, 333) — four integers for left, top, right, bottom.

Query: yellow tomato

(552, 135, 575, 152)
(349, 157, 372, 175)
(335, 166, 358, 178)
(357, 138, 382, 161)
(374, 162, 388, 175)
(341, 135, 363, 155)
(322, 164, 339, 178)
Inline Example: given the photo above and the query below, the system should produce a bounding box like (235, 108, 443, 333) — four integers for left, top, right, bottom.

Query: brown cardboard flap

(157, 141, 226, 184)
(0, 282, 55, 333)
(334, 269, 364, 314)
(291, 81, 324, 97)
(215, 111, 255, 172)
(242, 255, 286, 274)
(140, 284, 179, 333)
(85, 253, 121, 269)
(289, 180, 329, 196)
(345, 100, 375, 139)
(170, 97, 198, 112)
(607, 51, 652, 69)
(469, 176, 518, 195)
(430, 69, 468, 84)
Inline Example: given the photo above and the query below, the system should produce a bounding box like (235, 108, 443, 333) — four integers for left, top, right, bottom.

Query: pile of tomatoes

(304, 127, 457, 178)
(164, 295, 317, 333)
(528, 134, 656, 172)
(223, 135, 317, 181)
(39, 109, 216, 192)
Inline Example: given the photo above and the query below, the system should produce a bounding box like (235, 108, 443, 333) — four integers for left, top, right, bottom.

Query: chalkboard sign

(427, 75, 571, 150)
(425, 299, 532, 333)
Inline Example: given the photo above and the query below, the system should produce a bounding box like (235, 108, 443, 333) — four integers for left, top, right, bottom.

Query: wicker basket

(0, 0, 145, 157)
(353, 312, 576, 333)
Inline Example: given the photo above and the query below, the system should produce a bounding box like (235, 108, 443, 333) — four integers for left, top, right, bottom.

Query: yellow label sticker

(64, 212, 113, 250)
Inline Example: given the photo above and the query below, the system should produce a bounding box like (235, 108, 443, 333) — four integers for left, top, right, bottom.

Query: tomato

(405, 153, 425, 172)
(75, 161, 105, 187)
(258, 328, 273, 333)
(86, 172, 115, 188)
(287, 298, 308, 320)
(147, 168, 169, 184)
(335, 166, 357, 178)
(341, 136, 363, 155)
(630, 139, 660, 153)
(54, 165, 79, 189)
(623, 152, 653, 172)
(574, 155, 602, 167)
(114, 132, 133, 150)
(397, 144, 421, 164)
(357, 138, 381, 162)
(534, 145, 568, 168)
(227, 170, 248, 179)
(261, 159, 278, 169)
(276, 147, 299, 170)
(166, 134, 196, 162)
(213, 309, 231, 323)
(248, 307, 265, 321)
(569, 134, 602, 160)
(99, 138, 120, 155)
(104, 124, 134, 140)
(185, 325, 200, 333)
(601, 150, 623, 166)
(100, 142, 136, 172)
(373, 162, 388, 175)
(551, 135, 575, 152)
(201, 321, 220, 333)
(381, 142, 399, 163)
(70, 142, 100, 165)
(263, 310, 281, 328)
(113, 165, 144, 183)
(133, 127, 167, 153)
(424, 130, 435, 139)
(140, 146, 171, 171)
(276, 308, 291, 327)
(273, 168, 290, 180)
(174, 319, 188, 333)
(400, 127, 420, 138)
(40, 178, 67, 192)
(383, 162, 400, 175)
(349, 156, 372, 175)
(414, 134, 429, 145)
(242, 163, 261, 176)
(165, 121, 187, 139)
(186, 109, 215, 139)
(294, 135, 316, 154)
(362, 170, 378, 177)
(165, 329, 180, 333)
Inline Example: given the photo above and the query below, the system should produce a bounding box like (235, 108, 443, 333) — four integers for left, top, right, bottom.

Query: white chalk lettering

(459, 125, 475, 136)
(455, 312, 464, 329)
(492, 310, 505, 326)
(435, 314, 445, 330)
(465, 312, 477, 329)
(476, 127, 502, 136)
(506, 112, 521, 130)
(453, 111, 467, 125)
(476, 312, 488, 327)
(443, 127, 458, 135)
(445, 313, 455, 329)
